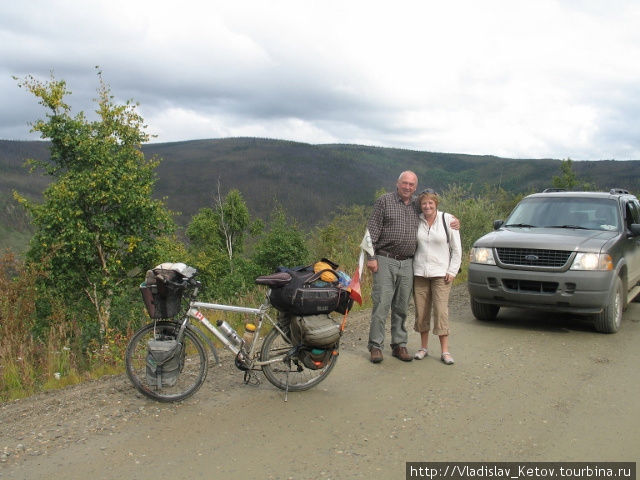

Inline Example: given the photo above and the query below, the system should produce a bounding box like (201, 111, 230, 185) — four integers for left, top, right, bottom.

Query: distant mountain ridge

(2, 138, 639, 235)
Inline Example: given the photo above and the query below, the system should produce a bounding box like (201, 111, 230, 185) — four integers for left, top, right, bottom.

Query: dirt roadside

(1, 285, 639, 479)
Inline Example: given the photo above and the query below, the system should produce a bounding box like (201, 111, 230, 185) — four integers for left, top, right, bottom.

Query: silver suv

(468, 189, 640, 333)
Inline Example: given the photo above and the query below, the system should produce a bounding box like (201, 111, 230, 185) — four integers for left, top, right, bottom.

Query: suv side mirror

(493, 220, 504, 230)
(630, 224, 640, 236)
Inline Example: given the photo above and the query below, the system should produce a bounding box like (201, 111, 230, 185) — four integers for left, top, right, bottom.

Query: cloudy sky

(1, 0, 639, 160)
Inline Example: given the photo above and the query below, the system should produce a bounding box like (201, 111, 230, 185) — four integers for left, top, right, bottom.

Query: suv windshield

(505, 197, 619, 231)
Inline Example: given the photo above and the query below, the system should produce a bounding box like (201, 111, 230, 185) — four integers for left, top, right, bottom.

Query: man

(366, 171, 459, 363)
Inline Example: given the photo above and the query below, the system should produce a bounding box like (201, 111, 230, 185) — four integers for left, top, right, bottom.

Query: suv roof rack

(609, 188, 629, 195)
(542, 188, 566, 193)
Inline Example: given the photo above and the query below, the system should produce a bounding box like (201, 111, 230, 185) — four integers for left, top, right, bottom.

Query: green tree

(187, 208, 223, 253)
(374, 187, 387, 200)
(185, 187, 263, 301)
(14, 71, 174, 336)
(253, 205, 309, 273)
(186, 187, 261, 262)
(552, 158, 594, 191)
(552, 158, 578, 190)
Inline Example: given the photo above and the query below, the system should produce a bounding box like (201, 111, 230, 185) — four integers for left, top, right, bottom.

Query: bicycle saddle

(255, 272, 292, 287)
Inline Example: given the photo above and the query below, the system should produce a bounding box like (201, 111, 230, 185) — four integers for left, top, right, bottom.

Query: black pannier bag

(267, 267, 353, 316)
(140, 263, 196, 319)
(335, 289, 354, 315)
(146, 339, 182, 387)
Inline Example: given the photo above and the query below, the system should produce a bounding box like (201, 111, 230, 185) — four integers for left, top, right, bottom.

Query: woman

(412, 190, 462, 364)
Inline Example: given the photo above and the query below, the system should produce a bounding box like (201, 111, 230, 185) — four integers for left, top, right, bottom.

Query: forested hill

(2, 137, 640, 230)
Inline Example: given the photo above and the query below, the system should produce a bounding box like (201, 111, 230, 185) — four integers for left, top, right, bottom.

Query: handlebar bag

(140, 264, 192, 318)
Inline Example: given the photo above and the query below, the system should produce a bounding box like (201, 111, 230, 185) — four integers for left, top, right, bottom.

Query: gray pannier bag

(146, 339, 182, 388)
(290, 314, 341, 348)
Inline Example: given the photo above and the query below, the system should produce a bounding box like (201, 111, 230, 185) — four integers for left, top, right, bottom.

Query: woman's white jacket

(413, 211, 462, 278)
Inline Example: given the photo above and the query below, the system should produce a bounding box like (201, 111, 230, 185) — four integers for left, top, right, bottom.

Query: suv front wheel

(592, 277, 623, 333)
(471, 296, 500, 321)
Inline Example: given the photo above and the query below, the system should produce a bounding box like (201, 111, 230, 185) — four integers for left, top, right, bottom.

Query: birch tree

(14, 71, 173, 336)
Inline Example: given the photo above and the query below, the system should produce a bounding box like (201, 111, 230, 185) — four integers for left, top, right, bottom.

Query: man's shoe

(392, 345, 413, 362)
(370, 348, 383, 363)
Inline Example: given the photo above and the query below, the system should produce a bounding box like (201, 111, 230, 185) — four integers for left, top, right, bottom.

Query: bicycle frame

(186, 297, 289, 368)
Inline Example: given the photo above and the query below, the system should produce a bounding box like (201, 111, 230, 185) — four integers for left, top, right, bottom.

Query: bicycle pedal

(243, 371, 260, 386)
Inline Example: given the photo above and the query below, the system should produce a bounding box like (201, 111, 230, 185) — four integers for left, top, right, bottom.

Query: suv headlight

(470, 247, 496, 265)
(570, 253, 613, 271)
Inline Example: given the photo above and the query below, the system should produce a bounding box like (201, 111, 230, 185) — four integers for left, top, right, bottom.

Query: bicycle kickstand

(284, 362, 290, 402)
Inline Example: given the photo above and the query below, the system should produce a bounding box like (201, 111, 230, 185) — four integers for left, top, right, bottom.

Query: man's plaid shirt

(366, 191, 420, 259)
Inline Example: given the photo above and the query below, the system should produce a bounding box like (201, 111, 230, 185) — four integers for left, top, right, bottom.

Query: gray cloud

(2, 0, 640, 159)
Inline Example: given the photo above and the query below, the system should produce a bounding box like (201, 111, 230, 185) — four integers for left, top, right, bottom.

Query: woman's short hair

(418, 190, 439, 207)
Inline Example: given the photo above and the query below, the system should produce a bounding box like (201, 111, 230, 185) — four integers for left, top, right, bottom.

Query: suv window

(506, 197, 619, 231)
(625, 200, 640, 227)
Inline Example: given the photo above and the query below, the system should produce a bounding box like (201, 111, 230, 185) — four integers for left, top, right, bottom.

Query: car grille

(502, 279, 559, 293)
(495, 248, 572, 268)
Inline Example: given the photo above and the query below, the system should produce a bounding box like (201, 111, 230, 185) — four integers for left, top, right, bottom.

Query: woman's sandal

(414, 348, 428, 360)
(441, 352, 455, 365)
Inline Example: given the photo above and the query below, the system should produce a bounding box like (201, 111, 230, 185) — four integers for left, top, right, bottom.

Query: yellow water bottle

(242, 323, 256, 348)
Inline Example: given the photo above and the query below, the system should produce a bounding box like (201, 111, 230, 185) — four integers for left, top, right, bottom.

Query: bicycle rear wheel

(125, 321, 208, 402)
(260, 327, 338, 391)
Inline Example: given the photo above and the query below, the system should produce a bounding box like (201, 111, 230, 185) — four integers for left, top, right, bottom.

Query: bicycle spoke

(260, 327, 338, 392)
(125, 321, 208, 402)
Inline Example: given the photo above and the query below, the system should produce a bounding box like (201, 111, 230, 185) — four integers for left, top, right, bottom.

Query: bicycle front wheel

(125, 321, 208, 402)
(260, 327, 338, 392)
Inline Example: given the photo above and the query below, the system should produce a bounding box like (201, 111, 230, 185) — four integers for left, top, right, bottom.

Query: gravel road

(1, 284, 639, 479)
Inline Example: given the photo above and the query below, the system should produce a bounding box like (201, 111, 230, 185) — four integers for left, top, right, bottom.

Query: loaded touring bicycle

(125, 261, 354, 402)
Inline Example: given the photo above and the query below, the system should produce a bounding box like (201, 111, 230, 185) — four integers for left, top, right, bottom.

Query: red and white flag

(349, 229, 373, 305)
